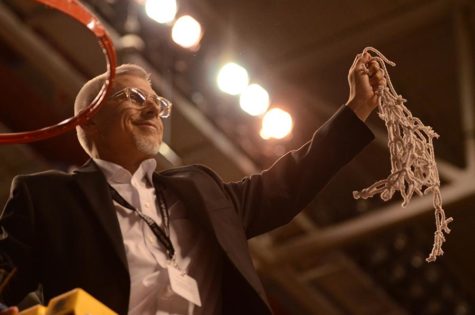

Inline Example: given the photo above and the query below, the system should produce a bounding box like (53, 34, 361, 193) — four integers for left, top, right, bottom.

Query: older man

(0, 52, 384, 315)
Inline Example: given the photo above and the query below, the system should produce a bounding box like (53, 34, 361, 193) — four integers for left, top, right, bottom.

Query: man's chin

(134, 137, 161, 157)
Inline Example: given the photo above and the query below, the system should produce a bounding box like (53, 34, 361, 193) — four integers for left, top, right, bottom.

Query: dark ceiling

(1, 0, 475, 314)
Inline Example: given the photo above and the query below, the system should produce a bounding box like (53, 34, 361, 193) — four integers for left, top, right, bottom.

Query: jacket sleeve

(223, 105, 375, 238)
(0, 176, 39, 305)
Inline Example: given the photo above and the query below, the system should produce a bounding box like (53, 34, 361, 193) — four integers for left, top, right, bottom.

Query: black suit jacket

(0, 106, 374, 314)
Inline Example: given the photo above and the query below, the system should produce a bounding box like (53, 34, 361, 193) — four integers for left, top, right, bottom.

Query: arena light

(171, 15, 202, 49)
(217, 63, 249, 95)
(260, 108, 293, 140)
(145, 0, 177, 24)
(239, 84, 270, 116)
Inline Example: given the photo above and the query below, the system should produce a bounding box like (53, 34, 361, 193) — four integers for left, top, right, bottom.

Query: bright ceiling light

(145, 0, 177, 24)
(260, 108, 293, 140)
(239, 84, 270, 116)
(172, 15, 203, 49)
(217, 63, 249, 95)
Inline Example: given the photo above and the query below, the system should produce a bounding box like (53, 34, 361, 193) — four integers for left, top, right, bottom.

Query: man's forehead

(112, 74, 153, 92)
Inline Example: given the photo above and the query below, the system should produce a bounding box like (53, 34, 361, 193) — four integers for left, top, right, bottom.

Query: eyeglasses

(109, 87, 172, 118)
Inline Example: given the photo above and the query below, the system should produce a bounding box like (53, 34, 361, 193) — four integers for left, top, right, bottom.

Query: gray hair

(74, 64, 151, 155)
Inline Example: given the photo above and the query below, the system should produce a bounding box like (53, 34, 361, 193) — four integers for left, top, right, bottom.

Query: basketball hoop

(0, 0, 116, 144)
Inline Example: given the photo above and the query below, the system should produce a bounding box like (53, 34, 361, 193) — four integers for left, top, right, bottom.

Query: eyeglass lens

(129, 89, 147, 104)
(129, 89, 166, 111)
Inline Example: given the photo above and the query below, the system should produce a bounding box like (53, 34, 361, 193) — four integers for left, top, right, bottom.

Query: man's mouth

(135, 121, 159, 131)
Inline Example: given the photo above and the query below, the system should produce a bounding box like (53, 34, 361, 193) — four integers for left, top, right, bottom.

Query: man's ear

(80, 118, 98, 136)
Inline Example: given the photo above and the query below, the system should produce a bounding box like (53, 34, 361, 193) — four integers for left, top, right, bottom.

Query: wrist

(345, 100, 373, 122)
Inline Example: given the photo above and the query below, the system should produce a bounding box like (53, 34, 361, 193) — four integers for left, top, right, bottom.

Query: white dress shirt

(94, 158, 222, 315)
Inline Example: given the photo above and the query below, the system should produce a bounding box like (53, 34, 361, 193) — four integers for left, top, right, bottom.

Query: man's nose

(142, 98, 159, 117)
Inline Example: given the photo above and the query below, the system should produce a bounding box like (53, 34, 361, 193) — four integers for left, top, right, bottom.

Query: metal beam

(297, 253, 409, 315)
(250, 235, 344, 315)
(265, 266, 344, 315)
(453, 2, 475, 171)
(253, 215, 408, 314)
(271, 176, 475, 264)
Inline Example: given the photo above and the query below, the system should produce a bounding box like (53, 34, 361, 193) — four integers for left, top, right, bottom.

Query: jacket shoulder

(12, 169, 73, 187)
(160, 164, 224, 183)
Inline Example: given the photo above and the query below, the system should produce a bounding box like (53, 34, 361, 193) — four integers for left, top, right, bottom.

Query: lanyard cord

(108, 185, 175, 260)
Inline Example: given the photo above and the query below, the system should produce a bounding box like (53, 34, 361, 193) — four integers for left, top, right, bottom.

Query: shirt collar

(93, 158, 157, 185)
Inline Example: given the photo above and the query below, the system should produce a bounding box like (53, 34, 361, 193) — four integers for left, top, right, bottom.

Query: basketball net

(353, 47, 452, 262)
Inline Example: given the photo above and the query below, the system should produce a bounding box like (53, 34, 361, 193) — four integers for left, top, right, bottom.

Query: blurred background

(0, 0, 474, 314)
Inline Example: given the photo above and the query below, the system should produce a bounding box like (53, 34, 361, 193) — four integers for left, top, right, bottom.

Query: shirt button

(144, 202, 150, 208)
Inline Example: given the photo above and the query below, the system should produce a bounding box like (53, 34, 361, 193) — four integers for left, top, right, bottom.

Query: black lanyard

(108, 185, 175, 259)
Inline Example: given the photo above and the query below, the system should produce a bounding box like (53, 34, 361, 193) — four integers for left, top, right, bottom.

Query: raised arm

(224, 52, 386, 238)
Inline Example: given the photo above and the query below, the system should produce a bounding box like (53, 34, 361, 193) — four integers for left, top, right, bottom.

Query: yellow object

(19, 288, 117, 315)
(19, 305, 46, 315)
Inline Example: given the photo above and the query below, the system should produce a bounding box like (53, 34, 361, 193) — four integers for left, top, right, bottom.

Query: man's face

(89, 74, 164, 159)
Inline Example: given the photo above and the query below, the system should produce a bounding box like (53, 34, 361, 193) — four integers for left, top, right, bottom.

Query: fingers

(367, 59, 386, 91)
(368, 60, 382, 77)
(351, 53, 386, 90)
(369, 68, 384, 83)
(360, 52, 371, 64)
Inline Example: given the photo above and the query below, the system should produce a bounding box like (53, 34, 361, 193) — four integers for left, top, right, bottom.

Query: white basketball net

(353, 47, 453, 262)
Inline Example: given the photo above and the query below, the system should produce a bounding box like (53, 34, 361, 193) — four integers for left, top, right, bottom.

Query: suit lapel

(73, 160, 128, 273)
(153, 172, 214, 234)
(154, 169, 269, 301)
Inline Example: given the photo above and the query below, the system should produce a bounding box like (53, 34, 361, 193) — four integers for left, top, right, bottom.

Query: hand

(345, 52, 387, 121)
(0, 305, 19, 315)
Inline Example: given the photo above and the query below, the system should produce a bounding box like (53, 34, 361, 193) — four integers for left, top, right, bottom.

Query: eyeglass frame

(109, 87, 172, 118)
